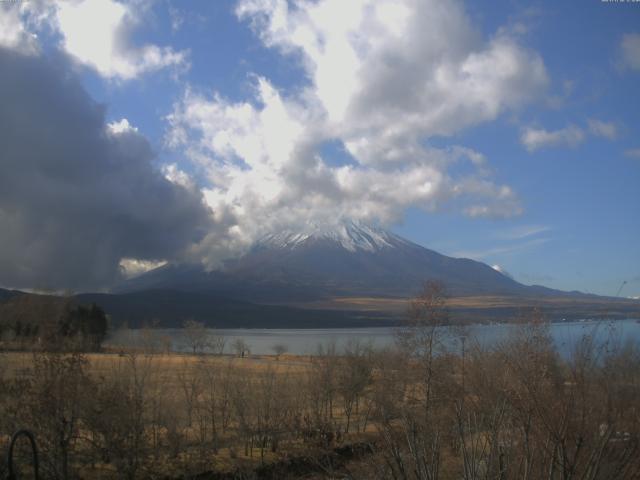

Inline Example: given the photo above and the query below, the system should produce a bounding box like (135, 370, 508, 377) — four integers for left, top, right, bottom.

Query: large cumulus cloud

(0, 48, 212, 291)
(237, 0, 548, 138)
(167, 0, 548, 269)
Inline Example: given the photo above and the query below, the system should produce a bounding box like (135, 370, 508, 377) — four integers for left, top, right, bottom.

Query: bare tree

(307, 341, 340, 444)
(232, 338, 249, 358)
(177, 357, 202, 427)
(83, 353, 153, 479)
(23, 351, 90, 479)
(209, 328, 226, 355)
(338, 339, 373, 433)
(194, 356, 234, 453)
(375, 280, 452, 480)
(272, 343, 288, 359)
(182, 319, 210, 355)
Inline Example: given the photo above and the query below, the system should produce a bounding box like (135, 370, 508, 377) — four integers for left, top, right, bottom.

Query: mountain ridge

(118, 223, 580, 301)
(96, 222, 640, 326)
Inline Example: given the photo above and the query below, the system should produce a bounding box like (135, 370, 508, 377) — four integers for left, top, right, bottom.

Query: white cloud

(620, 33, 640, 71)
(453, 237, 549, 260)
(162, 163, 196, 189)
(491, 264, 514, 279)
(168, 6, 185, 32)
(55, 0, 189, 80)
(587, 119, 618, 140)
(237, 0, 548, 139)
(167, 0, 548, 267)
(0, 2, 42, 54)
(107, 118, 138, 134)
(521, 118, 619, 152)
(1, 0, 189, 81)
(495, 224, 550, 241)
(520, 125, 585, 152)
(624, 148, 640, 159)
(119, 258, 167, 278)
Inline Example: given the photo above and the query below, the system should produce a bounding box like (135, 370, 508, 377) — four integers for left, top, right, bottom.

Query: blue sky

(1, 0, 639, 296)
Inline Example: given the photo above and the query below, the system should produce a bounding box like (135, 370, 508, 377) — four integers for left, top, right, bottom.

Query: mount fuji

(77, 221, 639, 327)
(118, 222, 552, 300)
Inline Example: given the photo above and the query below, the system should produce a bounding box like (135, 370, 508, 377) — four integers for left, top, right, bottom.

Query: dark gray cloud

(0, 48, 212, 291)
(519, 272, 555, 283)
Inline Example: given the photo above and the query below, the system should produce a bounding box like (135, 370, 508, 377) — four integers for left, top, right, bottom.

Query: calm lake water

(106, 319, 640, 357)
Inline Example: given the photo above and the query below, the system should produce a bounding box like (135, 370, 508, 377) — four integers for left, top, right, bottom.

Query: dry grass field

(1, 350, 314, 380)
(287, 294, 640, 311)
(2, 296, 640, 479)
(0, 348, 380, 479)
(282, 294, 640, 323)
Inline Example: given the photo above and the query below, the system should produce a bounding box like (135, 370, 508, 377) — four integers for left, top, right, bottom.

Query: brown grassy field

(1, 350, 313, 378)
(0, 348, 379, 479)
(2, 305, 640, 479)
(281, 294, 640, 322)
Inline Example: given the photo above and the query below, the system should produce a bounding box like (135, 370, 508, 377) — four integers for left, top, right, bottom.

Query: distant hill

(0, 291, 108, 348)
(75, 289, 395, 329)
(2, 288, 638, 330)
(77, 289, 640, 328)
(0, 288, 18, 302)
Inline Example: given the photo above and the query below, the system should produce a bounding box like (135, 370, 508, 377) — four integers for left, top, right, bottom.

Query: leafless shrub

(182, 319, 209, 355)
(232, 338, 250, 357)
(82, 353, 152, 479)
(271, 343, 288, 359)
(10, 351, 90, 479)
(338, 339, 374, 434)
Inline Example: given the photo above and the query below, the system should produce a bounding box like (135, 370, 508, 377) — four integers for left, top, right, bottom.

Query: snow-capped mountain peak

(257, 221, 403, 252)
(119, 219, 537, 300)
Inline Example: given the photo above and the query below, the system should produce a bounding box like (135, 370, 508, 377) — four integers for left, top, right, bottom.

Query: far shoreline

(108, 315, 640, 331)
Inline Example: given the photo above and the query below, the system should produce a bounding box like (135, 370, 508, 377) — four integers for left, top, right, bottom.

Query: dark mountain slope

(118, 223, 567, 301)
(95, 223, 640, 326)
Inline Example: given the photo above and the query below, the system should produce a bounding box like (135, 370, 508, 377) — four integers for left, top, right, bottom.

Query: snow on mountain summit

(119, 219, 539, 299)
(257, 221, 406, 252)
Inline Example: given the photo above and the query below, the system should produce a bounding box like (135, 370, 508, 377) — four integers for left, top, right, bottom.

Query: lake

(105, 318, 640, 357)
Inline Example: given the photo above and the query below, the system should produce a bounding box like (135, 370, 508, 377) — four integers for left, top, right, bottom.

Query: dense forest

(0, 294, 108, 351)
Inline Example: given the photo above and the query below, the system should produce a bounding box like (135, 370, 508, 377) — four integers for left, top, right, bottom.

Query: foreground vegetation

(1, 284, 639, 479)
